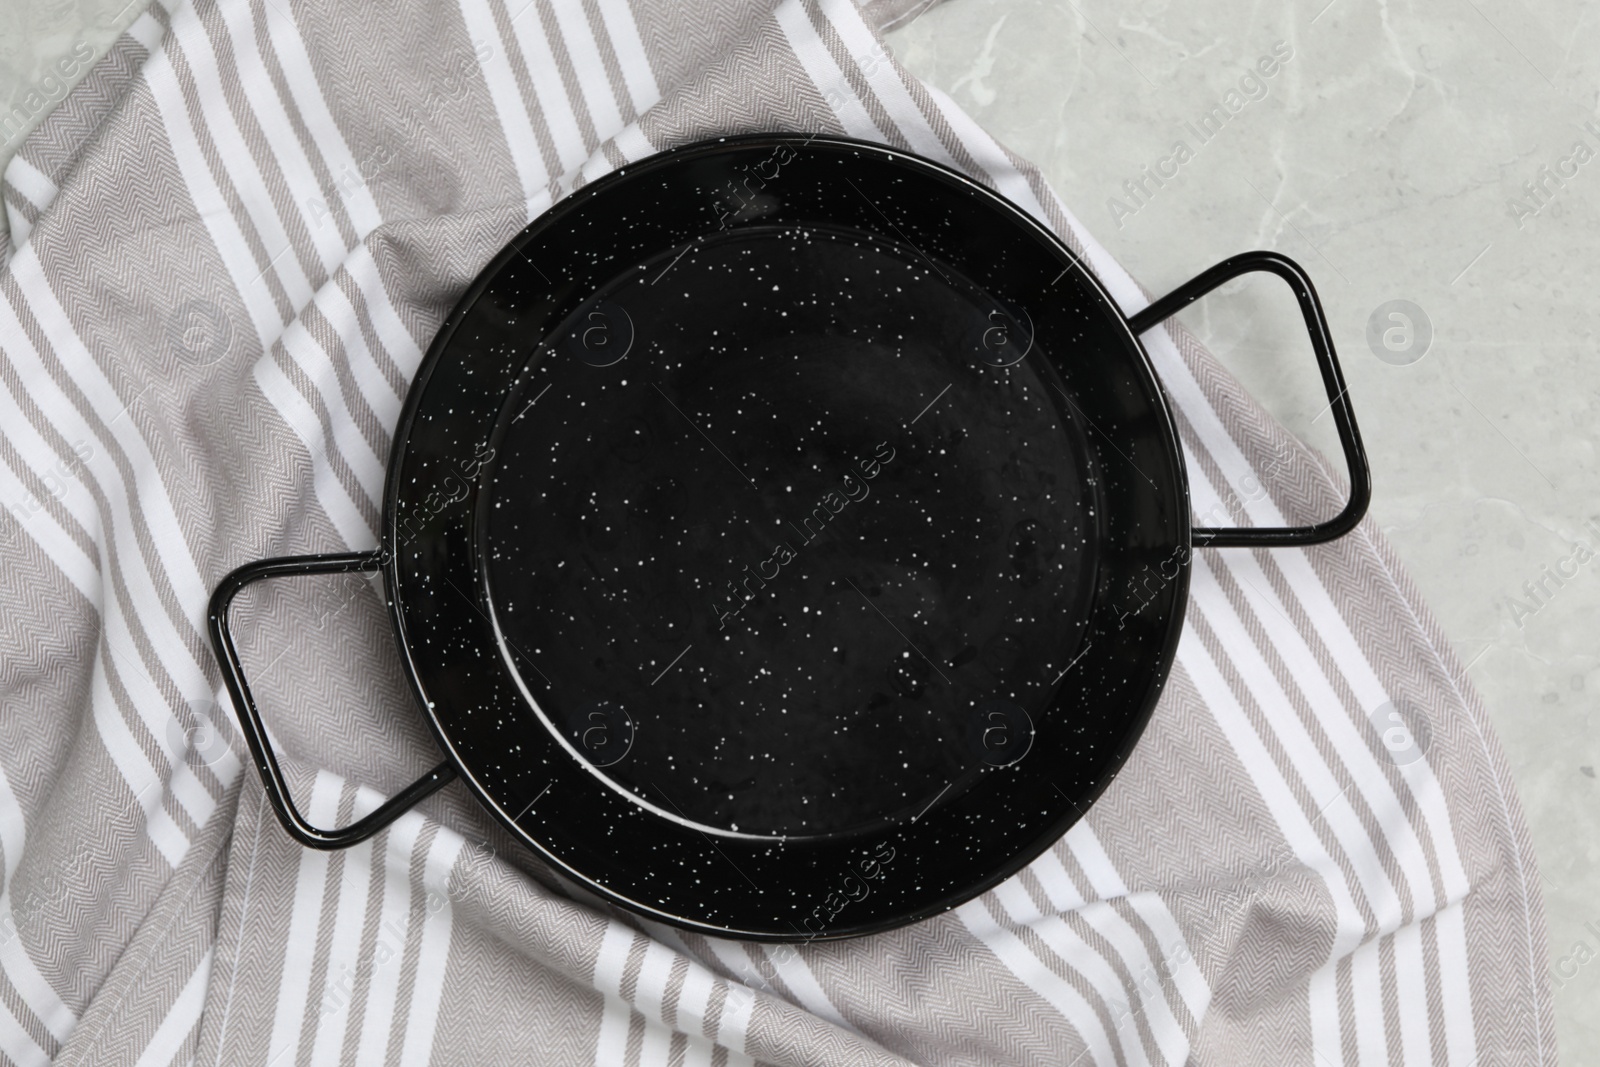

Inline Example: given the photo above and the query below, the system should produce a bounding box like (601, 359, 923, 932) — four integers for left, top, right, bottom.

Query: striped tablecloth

(0, 0, 1556, 1062)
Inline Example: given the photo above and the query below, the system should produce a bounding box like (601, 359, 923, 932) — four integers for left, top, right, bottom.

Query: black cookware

(209, 134, 1369, 941)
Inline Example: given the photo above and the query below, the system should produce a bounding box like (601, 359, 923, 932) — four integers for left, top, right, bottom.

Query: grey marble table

(4, 0, 1595, 1060)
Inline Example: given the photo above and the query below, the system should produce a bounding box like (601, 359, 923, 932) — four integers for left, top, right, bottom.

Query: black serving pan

(208, 134, 1369, 941)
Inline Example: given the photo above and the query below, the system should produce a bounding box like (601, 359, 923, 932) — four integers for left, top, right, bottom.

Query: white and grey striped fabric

(0, 0, 1556, 1062)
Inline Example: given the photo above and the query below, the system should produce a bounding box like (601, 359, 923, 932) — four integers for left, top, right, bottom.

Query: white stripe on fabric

(816, 0, 954, 167)
(1272, 545, 1478, 1040)
(5, 252, 211, 685)
(1188, 554, 1405, 934)
(633, 917, 694, 956)
(991, 879, 1160, 1067)
(579, 151, 614, 185)
(308, 283, 403, 429)
(4, 210, 30, 254)
(1309, 963, 1341, 1067)
(203, 685, 244, 789)
(592, 921, 634, 1065)
(699, 938, 752, 984)
(590, 0, 660, 114)
(0, 451, 101, 606)
(89, 662, 189, 867)
(353, 810, 425, 1067)
(1436, 901, 1478, 1067)
(97, 627, 187, 786)
(678, 1033, 719, 1067)
(611, 121, 654, 164)
(3, 155, 56, 214)
(633, 927, 752, 1062)
(1190, 542, 1435, 917)
(341, 245, 424, 381)
(1180, 443, 1445, 903)
(456, 0, 550, 205)
(545, 0, 625, 138)
(1177, 614, 1363, 895)
(711, 971, 753, 1055)
(276, 315, 385, 504)
(506, 0, 589, 174)
(1021, 860, 1193, 1063)
(592, 993, 631, 1064)
(0, 282, 212, 862)
(395, 826, 464, 1067)
(1175, 631, 1367, 1053)
(1056, 827, 1210, 1023)
(0, 885, 76, 1043)
(263, 772, 342, 1067)
(163, 4, 316, 309)
(698, 937, 773, 1051)
(127, 9, 164, 51)
(0, 323, 104, 552)
(760, 945, 857, 1035)
(957, 897, 1116, 1067)
(140, 44, 283, 349)
(0, 757, 24, 886)
(308, 789, 382, 1065)
(1183, 471, 1471, 1058)
(251, 356, 374, 548)
(254, 2, 384, 238)
(673, 954, 715, 1039)
(916, 83, 1048, 222)
(772, 0, 886, 142)
(592, 919, 634, 998)
(633, 938, 676, 1024)
(1268, 548, 1471, 900)
(1391, 916, 1434, 1065)
(133, 946, 213, 1067)
(1350, 936, 1386, 1066)
(637, 1018, 674, 1067)
(720, 1030, 755, 1062)
(0, 997, 46, 1067)
(214, 0, 351, 273)
(165, 759, 215, 830)
(633, 941, 677, 1066)
(523, 187, 557, 228)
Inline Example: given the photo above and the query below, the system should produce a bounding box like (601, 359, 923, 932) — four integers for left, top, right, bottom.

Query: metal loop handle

(1128, 250, 1372, 548)
(207, 550, 456, 850)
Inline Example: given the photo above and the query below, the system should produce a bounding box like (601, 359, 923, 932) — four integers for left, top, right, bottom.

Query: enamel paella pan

(209, 134, 1369, 942)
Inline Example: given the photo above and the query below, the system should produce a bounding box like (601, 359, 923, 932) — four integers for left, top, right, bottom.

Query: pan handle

(1127, 250, 1371, 548)
(207, 551, 457, 850)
